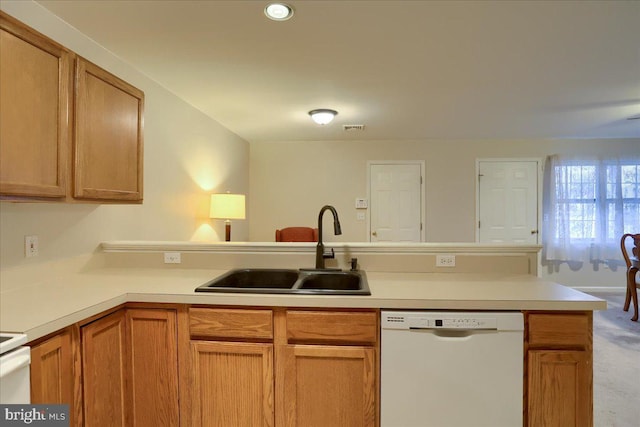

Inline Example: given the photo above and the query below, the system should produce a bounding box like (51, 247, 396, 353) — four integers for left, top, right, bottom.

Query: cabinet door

(126, 309, 179, 427)
(0, 12, 70, 198)
(191, 341, 274, 427)
(74, 57, 143, 201)
(30, 328, 75, 408)
(82, 310, 130, 427)
(282, 345, 376, 427)
(528, 350, 591, 427)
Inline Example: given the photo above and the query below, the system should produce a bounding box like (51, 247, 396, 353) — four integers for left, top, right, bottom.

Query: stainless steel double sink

(195, 268, 370, 296)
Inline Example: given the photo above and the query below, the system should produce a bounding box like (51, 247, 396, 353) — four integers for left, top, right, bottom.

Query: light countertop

(0, 265, 606, 343)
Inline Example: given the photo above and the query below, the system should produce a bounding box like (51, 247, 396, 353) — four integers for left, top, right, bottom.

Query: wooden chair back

(621, 233, 640, 321)
(275, 227, 318, 242)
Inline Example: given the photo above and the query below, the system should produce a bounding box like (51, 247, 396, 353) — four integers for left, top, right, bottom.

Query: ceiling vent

(343, 124, 365, 132)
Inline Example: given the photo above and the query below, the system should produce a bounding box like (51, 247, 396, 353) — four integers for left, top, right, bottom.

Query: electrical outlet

(436, 254, 455, 267)
(25, 235, 39, 258)
(164, 252, 181, 264)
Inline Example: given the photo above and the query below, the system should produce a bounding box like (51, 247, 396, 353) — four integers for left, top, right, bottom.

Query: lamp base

(225, 221, 231, 242)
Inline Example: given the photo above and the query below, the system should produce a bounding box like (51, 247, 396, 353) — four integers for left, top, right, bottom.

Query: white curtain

(542, 154, 640, 267)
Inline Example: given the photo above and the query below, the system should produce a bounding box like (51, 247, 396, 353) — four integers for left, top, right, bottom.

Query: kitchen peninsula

(0, 242, 605, 427)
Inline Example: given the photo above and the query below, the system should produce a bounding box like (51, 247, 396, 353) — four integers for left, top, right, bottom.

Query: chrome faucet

(315, 205, 342, 269)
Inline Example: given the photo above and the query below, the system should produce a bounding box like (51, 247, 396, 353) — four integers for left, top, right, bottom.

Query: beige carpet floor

(591, 292, 640, 427)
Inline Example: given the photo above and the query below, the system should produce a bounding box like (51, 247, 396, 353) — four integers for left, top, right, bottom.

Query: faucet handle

(350, 258, 358, 271)
(323, 247, 335, 259)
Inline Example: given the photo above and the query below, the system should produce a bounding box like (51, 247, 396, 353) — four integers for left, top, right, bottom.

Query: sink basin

(195, 268, 370, 295)
(296, 270, 369, 294)
(195, 269, 299, 293)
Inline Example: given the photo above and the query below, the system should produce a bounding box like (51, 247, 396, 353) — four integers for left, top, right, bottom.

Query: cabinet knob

(531, 229, 539, 234)
(372, 231, 377, 237)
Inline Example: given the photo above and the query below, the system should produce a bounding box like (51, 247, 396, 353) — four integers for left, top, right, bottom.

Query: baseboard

(573, 286, 626, 294)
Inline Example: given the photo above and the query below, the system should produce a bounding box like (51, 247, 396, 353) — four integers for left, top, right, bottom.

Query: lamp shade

(209, 193, 246, 220)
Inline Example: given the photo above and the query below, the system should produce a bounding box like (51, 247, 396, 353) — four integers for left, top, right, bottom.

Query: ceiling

(37, 0, 640, 143)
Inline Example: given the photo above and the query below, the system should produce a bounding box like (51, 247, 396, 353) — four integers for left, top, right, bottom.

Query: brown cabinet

(74, 57, 144, 202)
(30, 327, 78, 425)
(191, 340, 274, 427)
(126, 308, 179, 426)
(525, 312, 592, 427)
(27, 304, 593, 427)
(81, 310, 130, 427)
(79, 307, 178, 427)
(0, 11, 71, 198)
(281, 345, 376, 427)
(279, 309, 378, 427)
(185, 307, 275, 426)
(183, 307, 379, 427)
(0, 12, 144, 203)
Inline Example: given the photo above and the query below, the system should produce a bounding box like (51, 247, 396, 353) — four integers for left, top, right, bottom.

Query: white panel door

(478, 161, 538, 243)
(369, 163, 422, 242)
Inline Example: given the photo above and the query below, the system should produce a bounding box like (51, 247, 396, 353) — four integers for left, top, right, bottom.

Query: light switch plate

(355, 198, 368, 209)
(25, 235, 39, 258)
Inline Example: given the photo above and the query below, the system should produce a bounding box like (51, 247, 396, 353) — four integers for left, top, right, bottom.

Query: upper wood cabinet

(0, 11, 71, 198)
(74, 57, 144, 202)
(0, 11, 144, 203)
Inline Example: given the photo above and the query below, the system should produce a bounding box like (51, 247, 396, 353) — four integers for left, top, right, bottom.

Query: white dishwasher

(381, 311, 523, 427)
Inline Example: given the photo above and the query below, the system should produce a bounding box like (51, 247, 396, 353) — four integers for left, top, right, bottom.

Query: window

(543, 155, 640, 263)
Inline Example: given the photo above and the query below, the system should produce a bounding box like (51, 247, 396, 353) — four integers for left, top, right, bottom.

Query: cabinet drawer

(527, 312, 590, 348)
(286, 310, 378, 345)
(190, 308, 273, 340)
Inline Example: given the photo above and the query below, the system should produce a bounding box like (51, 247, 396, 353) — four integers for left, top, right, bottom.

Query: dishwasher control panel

(382, 311, 523, 331)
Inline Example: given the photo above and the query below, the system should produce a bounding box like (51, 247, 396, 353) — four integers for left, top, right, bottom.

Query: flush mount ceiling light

(309, 109, 338, 125)
(264, 3, 294, 21)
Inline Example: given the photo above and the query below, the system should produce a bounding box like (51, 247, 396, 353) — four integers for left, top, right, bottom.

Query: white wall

(0, 2, 250, 269)
(250, 138, 640, 288)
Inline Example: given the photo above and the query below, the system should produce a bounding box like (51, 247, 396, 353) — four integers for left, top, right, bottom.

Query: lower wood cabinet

(528, 350, 590, 426)
(126, 308, 179, 426)
(29, 305, 594, 427)
(30, 306, 178, 427)
(81, 310, 129, 427)
(30, 327, 78, 425)
(282, 345, 376, 427)
(190, 341, 274, 427)
(525, 312, 592, 427)
(184, 307, 379, 427)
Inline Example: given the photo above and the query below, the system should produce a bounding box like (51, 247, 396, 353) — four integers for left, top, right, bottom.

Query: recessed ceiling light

(264, 3, 294, 21)
(309, 109, 338, 125)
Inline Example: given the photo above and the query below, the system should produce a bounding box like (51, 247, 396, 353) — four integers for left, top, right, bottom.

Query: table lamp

(209, 193, 245, 241)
